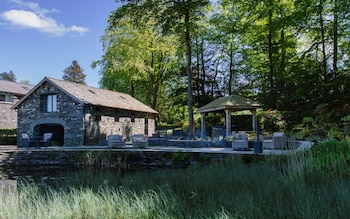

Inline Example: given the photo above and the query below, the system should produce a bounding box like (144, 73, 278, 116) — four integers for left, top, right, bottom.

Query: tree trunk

(131, 81, 135, 97)
(195, 37, 201, 102)
(319, 0, 328, 82)
(200, 38, 206, 102)
(228, 44, 234, 95)
(185, 12, 194, 138)
(333, 0, 338, 76)
(267, 0, 276, 109)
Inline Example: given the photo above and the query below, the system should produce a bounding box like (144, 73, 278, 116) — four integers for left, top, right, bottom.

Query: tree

(19, 80, 31, 85)
(91, 0, 349, 132)
(63, 60, 86, 85)
(0, 70, 16, 82)
(147, 0, 210, 138)
(93, 10, 178, 110)
(102, 0, 210, 137)
(209, 0, 249, 98)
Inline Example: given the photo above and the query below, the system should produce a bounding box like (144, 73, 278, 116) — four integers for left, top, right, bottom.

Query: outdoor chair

(131, 134, 148, 148)
(40, 133, 53, 147)
(21, 133, 36, 147)
(232, 132, 249, 150)
(107, 134, 125, 148)
(262, 132, 287, 149)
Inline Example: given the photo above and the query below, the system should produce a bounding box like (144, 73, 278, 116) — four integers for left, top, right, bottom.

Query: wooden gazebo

(197, 95, 261, 139)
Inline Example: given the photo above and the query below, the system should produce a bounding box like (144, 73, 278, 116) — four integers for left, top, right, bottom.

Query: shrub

(307, 140, 350, 179)
(0, 129, 16, 145)
(258, 110, 286, 133)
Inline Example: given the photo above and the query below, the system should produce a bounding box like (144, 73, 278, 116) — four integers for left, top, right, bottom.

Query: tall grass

(1, 183, 178, 219)
(1, 141, 350, 218)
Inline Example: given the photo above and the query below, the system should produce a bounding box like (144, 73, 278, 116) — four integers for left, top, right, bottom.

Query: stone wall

(17, 81, 85, 146)
(0, 96, 20, 129)
(17, 81, 156, 146)
(0, 149, 235, 169)
(84, 106, 156, 144)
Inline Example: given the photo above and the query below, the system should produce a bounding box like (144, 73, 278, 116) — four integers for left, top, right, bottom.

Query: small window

(0, 94, 5, 102)
(41, 94, 57, 112)
(0, 94, 13, 103)
(144, 118, 149, 136)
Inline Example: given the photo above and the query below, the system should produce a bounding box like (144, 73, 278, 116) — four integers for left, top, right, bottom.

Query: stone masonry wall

(16, 81, 156, 146)
(84, 106, 156, 145)
(0, 149, 235, 169)
(17, 82, 85, 146)
(0, 96, 21, 129)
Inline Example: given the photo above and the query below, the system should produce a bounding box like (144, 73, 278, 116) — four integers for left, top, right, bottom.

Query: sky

(0, 0, 122, 88)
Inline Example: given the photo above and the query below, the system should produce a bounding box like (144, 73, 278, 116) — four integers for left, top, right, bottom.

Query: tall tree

(209, 0, 248, 98)
(0, 70, 16, 82)
(151, 0, 210, 138)
(63, 60, 86, 85)
(110, 0, 210, 137)
(93, 11, 178, 110)
(237, 0, 298, 109)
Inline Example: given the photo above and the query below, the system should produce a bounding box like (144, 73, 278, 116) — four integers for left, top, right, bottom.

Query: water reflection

(0, 165, 141, 189)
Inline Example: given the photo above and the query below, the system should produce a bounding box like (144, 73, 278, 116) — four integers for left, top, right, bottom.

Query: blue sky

(0, 0, 121, 87)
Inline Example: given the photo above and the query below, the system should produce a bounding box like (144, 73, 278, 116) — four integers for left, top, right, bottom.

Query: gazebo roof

(197, 95, 261, 113)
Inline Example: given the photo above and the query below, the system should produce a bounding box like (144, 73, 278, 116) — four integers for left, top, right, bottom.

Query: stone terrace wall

(0, 150, 237, 169)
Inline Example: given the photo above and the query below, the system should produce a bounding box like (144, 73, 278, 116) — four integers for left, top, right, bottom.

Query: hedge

(0, 128, 17, 145)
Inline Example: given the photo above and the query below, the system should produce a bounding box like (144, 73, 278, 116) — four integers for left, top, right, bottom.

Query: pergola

(197, 95, 261, 139)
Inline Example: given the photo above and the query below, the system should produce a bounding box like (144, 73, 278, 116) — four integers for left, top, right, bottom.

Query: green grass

(2, 141, 350, 218)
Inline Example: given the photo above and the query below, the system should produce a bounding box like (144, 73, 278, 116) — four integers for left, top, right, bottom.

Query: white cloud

(1, 0, 88, 36)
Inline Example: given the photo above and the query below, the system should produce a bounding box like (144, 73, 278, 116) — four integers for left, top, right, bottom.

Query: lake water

(0, 165, 149, 187)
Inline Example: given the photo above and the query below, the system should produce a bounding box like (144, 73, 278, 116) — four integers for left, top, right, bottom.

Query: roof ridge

(18, 77, 159, 114)
(46, 77, 129, 96)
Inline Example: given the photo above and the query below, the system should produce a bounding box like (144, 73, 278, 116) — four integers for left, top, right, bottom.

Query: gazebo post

(251, 109, 262, 153)
(200, 113, 206, 139)
(225, 109, 232, 137)
(250, 109, 259, 140)
(251, 109, 257, 133)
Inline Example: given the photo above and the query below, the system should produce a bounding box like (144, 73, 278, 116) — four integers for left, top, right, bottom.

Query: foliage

(98, 0, 211, 137)
(0, 70, 16, 82)
(3, 150, 350, 218)
(91, 0, 350, 135)
(62, 60, 86, 85)
(306, 140, 350, 180)
(171, 150, 191, 166)
(258, 110, 287, 133)
(0, 129, 16, 145)
(342, 115, 350, 136)
(94, 9, 178, 111)
(149, 0, 210, 138)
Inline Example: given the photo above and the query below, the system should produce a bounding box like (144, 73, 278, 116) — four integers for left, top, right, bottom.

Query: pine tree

(62, 60, 86, 85)
(0, 70, 16, 82)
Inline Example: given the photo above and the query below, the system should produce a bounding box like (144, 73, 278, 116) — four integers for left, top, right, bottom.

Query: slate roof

(0, 80, 34, 95)
(197, 95, 261, 113)
(14, 77, 158, 114)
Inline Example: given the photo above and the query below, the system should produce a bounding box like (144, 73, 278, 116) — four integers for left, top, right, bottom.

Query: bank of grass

(1, 140, 350, 218)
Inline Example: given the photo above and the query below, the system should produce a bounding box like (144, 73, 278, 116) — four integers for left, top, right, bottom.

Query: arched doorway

(33, 123, 64, 145)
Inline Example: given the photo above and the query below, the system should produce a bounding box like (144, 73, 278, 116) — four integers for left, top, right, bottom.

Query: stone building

(0, 80, 33, 129)
(13, 77, 158, 146)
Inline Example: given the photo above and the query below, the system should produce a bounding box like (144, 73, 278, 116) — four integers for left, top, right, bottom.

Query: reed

(1, 142, 350, 218)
